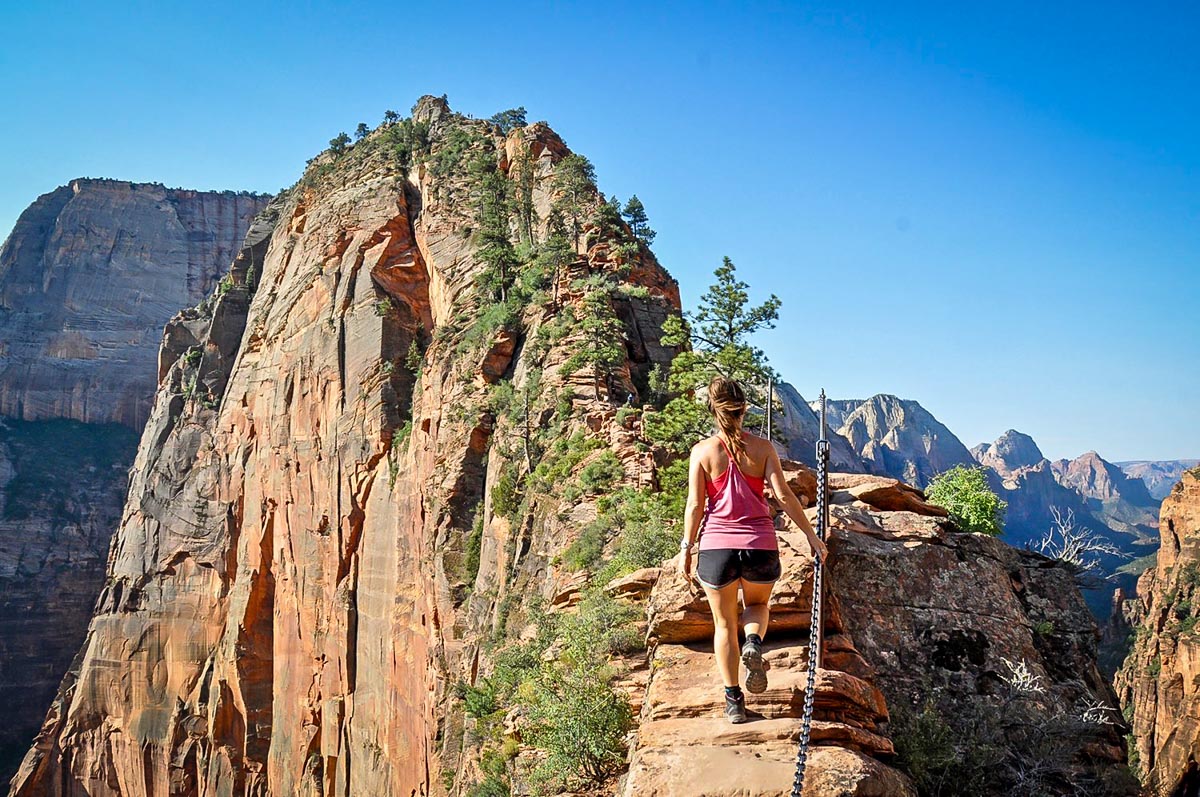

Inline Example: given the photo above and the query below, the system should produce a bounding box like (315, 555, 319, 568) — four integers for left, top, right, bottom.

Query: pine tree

(646, 257, 782, 452)
(355, 122, 371, 141)
(550, 154, 597, 250)
(329, 132, 351, 155)
(470, 151, 518, 303)
(489, 107, 528, 134)
(383, 109, 400, 125)
(621, 195, 656, 245)
(562, 274, 627, 401)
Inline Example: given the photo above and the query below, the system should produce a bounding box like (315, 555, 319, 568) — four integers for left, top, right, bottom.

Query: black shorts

(696, 548, 782, 589)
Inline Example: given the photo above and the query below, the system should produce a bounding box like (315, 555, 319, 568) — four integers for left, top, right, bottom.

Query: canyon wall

(1116, 468, 1200, 796)
(0, 179, 270, 429)
(0, 182, 267, 787)
(10, 96, 682, 797)
(8, 97, 1138, 796)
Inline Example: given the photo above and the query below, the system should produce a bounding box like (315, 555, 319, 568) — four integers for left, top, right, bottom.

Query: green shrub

(925, 465, 1006, 536)
(464, 508, 484, 585)
(579, 450, 625, 495)
(524, 659, 633, 791)
(492, 462, 521, 521)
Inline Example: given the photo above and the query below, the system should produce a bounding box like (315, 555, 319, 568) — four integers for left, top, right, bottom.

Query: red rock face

(1117, 469, 1200, 795)
(9, 97, 682, 797)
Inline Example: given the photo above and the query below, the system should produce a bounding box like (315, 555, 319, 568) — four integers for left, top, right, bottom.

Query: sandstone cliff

(10, 96, 683, 797)
(1116, 467, 1200, 796)
(0, 181, 268, 787)
(0, 179, 270, 429)
(775, 381, 863, 472)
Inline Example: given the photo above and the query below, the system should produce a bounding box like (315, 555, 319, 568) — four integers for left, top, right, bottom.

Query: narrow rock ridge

(9, 97, 682, 797)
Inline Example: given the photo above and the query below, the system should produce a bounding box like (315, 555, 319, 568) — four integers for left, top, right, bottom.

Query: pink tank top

(698, 433, 778, 551)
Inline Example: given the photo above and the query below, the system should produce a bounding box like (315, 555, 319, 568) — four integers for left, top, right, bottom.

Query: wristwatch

(680, 540, 694, 551)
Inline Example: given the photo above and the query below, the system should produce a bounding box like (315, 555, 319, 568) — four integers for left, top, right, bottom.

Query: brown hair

(706, 375, 748, 462)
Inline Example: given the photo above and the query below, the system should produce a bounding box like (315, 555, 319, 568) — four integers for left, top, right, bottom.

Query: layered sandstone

(0, 178, 270, 429)
(1116, 468, 1200, 796)
(8, 96, 1137, 797)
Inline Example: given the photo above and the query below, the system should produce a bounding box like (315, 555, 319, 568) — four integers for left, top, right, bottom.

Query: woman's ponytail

(706, 375, 749, 462)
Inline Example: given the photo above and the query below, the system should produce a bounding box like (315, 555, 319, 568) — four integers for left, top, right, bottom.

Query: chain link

(791, 412, 829, 797)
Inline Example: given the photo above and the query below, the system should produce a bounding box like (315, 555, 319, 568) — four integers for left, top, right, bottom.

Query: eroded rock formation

(1116, 467, 1200, 796)
(9, 96, 682, 797)
(0, 180, 267, 788)
(834, 394, 976, 488)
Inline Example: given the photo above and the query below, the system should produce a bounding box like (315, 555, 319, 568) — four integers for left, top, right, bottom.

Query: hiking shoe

(742, 638, 768, 694)
(725, 690, 747, 724)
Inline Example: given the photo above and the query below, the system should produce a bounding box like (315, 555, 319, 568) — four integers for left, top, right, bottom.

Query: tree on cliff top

(489, 107, 527, 134)
(645, 256, 782, 453)
(329, 132, 351, 155)
(622, 195, 656, 245)
(551, 154, 597, 250)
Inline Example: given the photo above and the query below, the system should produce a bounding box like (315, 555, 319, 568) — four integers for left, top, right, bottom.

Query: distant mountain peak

(973, 430, 1045, 477)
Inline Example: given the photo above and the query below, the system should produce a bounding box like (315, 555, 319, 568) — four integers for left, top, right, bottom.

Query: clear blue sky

(2, 1, 1196, 461)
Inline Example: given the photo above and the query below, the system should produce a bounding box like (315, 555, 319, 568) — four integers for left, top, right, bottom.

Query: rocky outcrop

(1116, 468, 1200, 796)
(834, 394, 975, 488)
(1118, 459, 1200, 500)
(622, 465, 1132, 795)
(825, 480, 1136, 794)
(0, 178, 270, 430)
(775, 381, 864, 472)
(9, 97, 682, 797)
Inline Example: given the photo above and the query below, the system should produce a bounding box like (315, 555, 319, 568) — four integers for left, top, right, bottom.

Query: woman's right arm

(764, 444, 829, 563)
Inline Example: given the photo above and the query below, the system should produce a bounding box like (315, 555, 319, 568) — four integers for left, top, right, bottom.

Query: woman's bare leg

(740, 578, 776, 640)
(701, 579, 743, 686)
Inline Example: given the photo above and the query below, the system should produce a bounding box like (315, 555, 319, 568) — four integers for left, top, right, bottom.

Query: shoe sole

(742, 645, 768, 694)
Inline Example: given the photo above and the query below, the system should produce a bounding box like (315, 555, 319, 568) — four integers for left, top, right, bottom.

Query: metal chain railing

(791, 389, 829, 796)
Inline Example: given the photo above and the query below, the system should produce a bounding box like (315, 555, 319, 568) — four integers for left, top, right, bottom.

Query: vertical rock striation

(0, 179, 271, 430)
(0, 181, 267, 788)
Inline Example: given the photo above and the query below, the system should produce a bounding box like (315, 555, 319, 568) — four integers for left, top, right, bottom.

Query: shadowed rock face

(1116, 468, 1200, 797)
(0, 418, 139, 786)
(0, 181, 267, 789)
(0, 179, 271, 430)
(775, 381, 865, 472)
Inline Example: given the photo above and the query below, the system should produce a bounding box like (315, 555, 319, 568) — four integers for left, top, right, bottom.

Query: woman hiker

(676, 375, 829, 724)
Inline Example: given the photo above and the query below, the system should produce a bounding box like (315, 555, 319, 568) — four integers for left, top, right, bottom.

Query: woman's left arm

(677, 447, 707, 580)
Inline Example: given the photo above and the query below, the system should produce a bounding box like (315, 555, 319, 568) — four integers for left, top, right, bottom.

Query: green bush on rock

(925, 464, 1006, 536)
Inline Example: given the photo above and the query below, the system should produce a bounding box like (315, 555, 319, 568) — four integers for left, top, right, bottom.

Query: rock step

(644, 641, 888, 730)
(621, 718, 914, 797)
